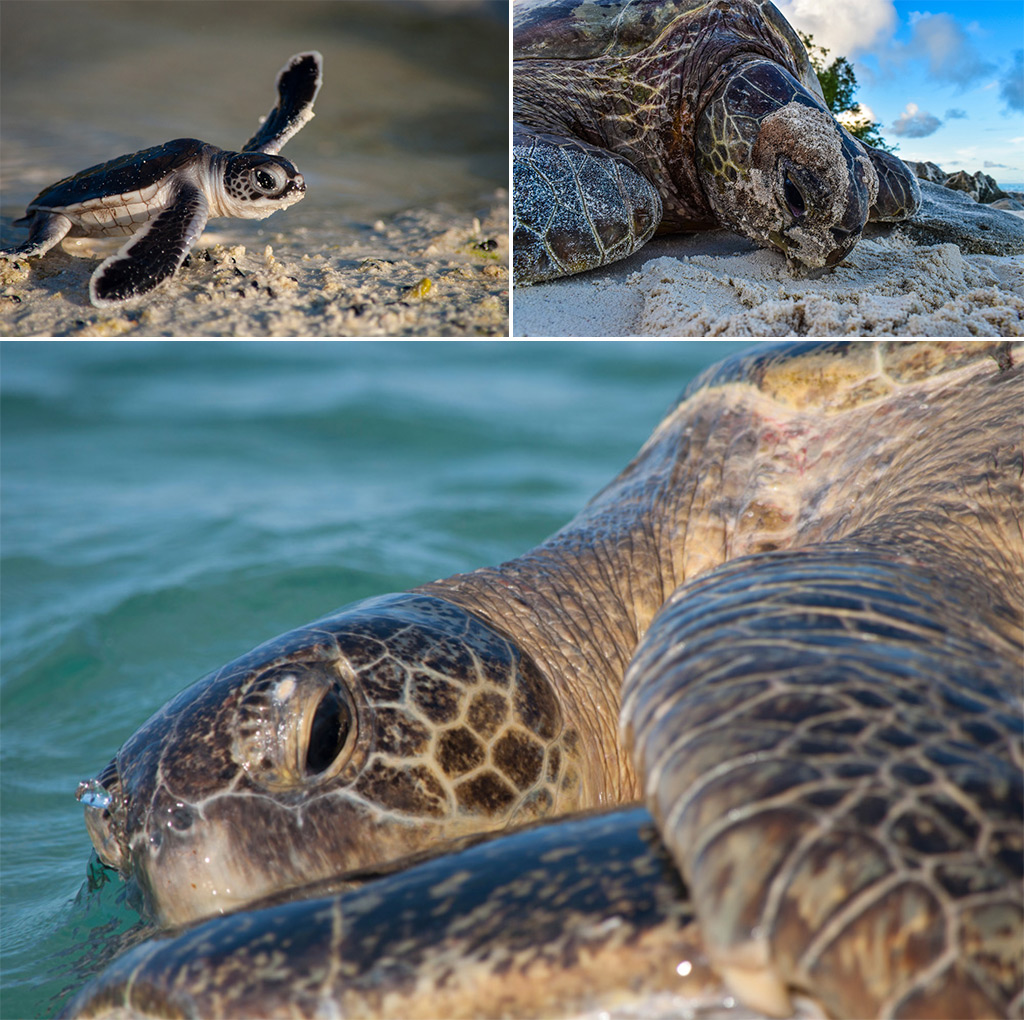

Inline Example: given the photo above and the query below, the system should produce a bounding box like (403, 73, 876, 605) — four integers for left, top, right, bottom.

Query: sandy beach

(0, 194, 508, 337)
(513, 190, 1024, 338)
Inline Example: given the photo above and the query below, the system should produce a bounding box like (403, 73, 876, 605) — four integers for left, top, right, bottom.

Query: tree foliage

(799, 33, 895, 152)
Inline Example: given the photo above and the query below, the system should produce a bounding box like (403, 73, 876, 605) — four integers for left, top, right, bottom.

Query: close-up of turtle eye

(253, 167, 281, 193)
(306, 687, 352, 775)
(783, 173, 806, 219)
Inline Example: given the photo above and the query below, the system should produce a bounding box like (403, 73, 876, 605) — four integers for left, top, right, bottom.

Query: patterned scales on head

(69, 342, 1022, 1020)
(512, 0, 923, 284)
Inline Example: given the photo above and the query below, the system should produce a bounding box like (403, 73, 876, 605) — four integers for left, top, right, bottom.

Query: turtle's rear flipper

(242, 51, 323, 156)
(513, 124, 662, 285)
(861, 143, 923, 222)
(89, 185, 208, 307)
(1, 211, 73, 258)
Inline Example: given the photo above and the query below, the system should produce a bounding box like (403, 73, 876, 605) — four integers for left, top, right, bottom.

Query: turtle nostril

(783, 174, 805, 219)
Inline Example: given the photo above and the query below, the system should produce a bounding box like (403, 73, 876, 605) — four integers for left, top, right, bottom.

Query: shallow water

(0, 1, 507, 252)
(0, 340, 749, 1018)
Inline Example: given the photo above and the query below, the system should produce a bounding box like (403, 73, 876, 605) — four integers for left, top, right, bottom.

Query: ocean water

(0, 340, 750, 1018)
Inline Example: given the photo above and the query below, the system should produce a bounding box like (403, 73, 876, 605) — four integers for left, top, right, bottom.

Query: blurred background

(0, 1, 507, 250)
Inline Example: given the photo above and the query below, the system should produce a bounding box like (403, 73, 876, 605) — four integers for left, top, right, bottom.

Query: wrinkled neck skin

(513, 6, 804, 232)
(418, 348, 1024, 809)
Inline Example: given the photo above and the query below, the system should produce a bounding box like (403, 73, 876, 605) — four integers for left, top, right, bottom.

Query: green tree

(799, 33, 895, 152)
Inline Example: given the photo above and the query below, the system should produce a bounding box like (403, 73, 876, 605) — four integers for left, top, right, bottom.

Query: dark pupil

(783, 175, 806, 218)
(255, 169, 277, 191)
(306, 688, 350, 774)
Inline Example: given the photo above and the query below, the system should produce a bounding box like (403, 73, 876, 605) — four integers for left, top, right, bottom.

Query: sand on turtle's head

(696, 60, 877, 269)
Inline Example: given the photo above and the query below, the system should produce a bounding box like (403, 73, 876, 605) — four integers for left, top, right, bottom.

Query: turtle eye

(305, 687, 353, 775)
(783, 173, 806, 220)
(251, 166, 284, 194)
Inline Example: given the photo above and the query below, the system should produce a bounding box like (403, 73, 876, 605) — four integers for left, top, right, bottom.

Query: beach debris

(0, 52, 322, 308)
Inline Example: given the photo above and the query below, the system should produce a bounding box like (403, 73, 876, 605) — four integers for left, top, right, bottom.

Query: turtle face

(696, 61, 877, 269)
(218, 152, 305, 219)
(78, 594, 579, 927)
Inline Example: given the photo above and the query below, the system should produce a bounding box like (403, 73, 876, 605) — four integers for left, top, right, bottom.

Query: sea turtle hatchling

(68, 342, 1021, 1019)
(513, 0, 923, 284)
(0, 51, 322, 307)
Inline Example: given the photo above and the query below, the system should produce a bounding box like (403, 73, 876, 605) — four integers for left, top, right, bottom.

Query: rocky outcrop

(907, 162, 1014, 206)
(943, 170, 1008, 204)
(889, 179, 1024, 256)
(907, 161, 946, 185)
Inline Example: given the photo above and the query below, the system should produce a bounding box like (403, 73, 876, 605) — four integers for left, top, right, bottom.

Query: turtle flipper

(513, 124, 662, 285)
(623, 546, 1022, 1019)
(242, 51, 323, 155)
(1, 211, 73, 258)
(861, 142, 923, 222)
(89, 184, 208, 307)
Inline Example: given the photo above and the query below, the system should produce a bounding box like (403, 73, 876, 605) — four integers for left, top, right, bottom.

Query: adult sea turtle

(68, 342, 1021, 1019)
(512, 0, 923, 284)
(0, 52, 321, 307)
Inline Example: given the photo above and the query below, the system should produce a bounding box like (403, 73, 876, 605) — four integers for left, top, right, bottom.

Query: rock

(991, 198, 1024, 212)
(943, 170, 1008, 204)
(908, 161, 947, 185)
(889, 180, 1024, 256)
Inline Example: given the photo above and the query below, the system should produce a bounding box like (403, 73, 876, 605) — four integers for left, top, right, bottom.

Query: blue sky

(776, 0, 1024, 182)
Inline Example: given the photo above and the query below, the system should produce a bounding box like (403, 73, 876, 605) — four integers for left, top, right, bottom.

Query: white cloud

(776, 0, 896, 57)
(901, 13, 995, 87)
(1000, 51, 1024, 111)
(892, 102, 942, 138)
(837, 104, 877, 130)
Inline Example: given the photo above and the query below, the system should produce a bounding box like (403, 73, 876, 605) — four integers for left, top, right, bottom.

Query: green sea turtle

(512, 0, 923, 284)
(70, 341, 1021, 1019)
(0, 52, 321, 307)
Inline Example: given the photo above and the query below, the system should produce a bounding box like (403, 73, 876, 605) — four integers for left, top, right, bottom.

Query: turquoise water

(0, 341, 747, 1017)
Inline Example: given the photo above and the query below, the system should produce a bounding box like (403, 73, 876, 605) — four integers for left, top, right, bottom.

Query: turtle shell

(25, 138, 210, 213)
(514, 0, 822, 99)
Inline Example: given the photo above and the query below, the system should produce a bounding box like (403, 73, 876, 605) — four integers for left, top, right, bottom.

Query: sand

(0, 194, 508, 338)
(513, 185, 1024, 338)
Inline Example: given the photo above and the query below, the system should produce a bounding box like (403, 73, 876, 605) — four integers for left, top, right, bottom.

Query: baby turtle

(513, 0, 922, 283)
(0, 51, 322, 307)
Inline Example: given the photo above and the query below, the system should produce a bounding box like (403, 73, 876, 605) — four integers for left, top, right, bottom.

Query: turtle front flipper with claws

(1, 51, 322, 307)
(512, 0, 922, 284)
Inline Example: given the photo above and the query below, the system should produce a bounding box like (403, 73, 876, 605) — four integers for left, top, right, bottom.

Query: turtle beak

(77, 760, 128, 873)
(287, 174, 305, 196)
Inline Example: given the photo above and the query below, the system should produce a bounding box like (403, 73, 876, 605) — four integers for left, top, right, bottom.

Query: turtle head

(696, 59, 877, 269)
(218, 151, 306, 219)
(77, 594, 579, 927)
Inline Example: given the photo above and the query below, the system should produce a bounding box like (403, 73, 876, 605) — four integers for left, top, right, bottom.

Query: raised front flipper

(861, 143, 922, 222)
(513, 123, 662, 285)
(242, 51, 323, 156)
(89, 184, 208, 307)
(623, 546, 1022, 1019)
